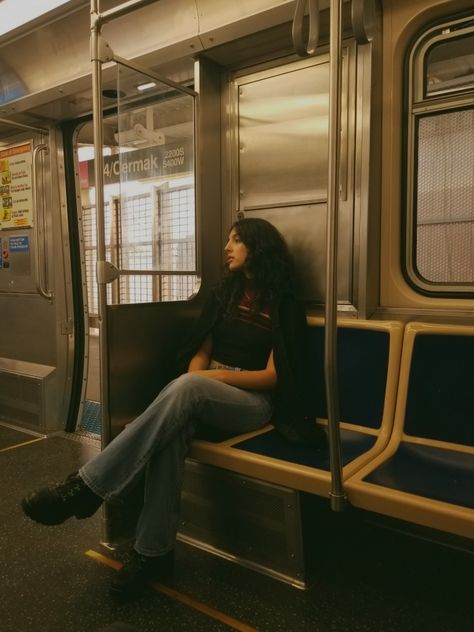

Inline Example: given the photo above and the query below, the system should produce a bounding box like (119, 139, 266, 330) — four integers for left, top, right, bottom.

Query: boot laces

(55, 478, 84, 502)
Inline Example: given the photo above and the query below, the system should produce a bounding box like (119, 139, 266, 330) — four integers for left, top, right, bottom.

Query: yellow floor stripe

(0, 437, 46, 453)
(86, 550, 258, 632)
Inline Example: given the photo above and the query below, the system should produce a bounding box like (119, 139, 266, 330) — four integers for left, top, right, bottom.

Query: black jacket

(176, 287, 326, 448)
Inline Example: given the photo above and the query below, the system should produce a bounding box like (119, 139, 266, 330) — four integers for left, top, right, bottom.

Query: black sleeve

(273, 295, 311, 415)
(272, 295, 327, 448)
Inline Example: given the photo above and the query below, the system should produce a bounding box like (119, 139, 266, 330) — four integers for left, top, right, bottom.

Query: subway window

(76, 70, 198, 319)
(406, 16, 474, 294)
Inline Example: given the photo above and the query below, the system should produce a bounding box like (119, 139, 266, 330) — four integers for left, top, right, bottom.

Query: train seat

(189, 318, 404, 497)
(345, 323, 474, 539)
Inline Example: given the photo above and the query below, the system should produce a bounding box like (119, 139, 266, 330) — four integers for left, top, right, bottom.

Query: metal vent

(0, 359, 55, 431)
(0, 372, 41, 427)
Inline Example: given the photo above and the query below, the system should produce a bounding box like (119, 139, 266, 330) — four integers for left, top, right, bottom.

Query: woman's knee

(167, 372, 212, 399)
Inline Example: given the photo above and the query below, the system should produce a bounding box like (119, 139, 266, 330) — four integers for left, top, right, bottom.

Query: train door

(0, 123, 73, 434)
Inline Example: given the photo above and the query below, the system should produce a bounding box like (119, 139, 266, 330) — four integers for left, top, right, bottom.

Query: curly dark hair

(218, 218, 296, 314)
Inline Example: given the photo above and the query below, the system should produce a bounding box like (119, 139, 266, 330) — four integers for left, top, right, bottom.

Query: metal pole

(91, 0, 111, 451)
(91, 0, 114, 545)
(0, 118, 48, 134)
(91, 1, 109, 448)
(324, 0, 346, 511)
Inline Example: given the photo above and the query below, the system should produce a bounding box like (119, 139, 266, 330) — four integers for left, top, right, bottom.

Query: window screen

(415, 110, 474, 284)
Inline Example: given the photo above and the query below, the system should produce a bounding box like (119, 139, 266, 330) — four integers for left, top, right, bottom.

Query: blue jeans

(79, 372, 272, 556)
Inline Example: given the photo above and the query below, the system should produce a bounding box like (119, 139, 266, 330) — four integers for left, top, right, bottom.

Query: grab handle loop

(351, 0, 377, 44)
(292, 0, 320, 57)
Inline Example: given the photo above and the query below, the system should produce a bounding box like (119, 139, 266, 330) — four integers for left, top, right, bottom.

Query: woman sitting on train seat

(21, 217, 326, 601)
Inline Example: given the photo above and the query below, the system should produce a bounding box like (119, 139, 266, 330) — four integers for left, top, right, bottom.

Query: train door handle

(32, 143, 53, 300)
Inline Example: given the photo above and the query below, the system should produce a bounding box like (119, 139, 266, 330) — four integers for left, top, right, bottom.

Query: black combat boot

(21, 473, 103, 525)
(110, 549, 175, 602)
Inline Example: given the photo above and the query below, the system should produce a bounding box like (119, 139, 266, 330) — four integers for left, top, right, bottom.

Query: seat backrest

(403, 325, 474, 447)
(306, 319, 401, 430)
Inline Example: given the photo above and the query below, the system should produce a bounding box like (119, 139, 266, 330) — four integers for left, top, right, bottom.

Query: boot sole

(21, 497, 71, 526)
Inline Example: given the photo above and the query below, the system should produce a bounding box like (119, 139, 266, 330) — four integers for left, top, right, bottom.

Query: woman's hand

(190, 351, 277, 391)
(191, 369, 228, 382)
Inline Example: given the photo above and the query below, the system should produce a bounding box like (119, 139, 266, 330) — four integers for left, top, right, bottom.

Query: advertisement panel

(0, 141, 33, 229)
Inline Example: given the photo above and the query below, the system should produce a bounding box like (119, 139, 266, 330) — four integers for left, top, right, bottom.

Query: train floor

(1, 422, 472, 632)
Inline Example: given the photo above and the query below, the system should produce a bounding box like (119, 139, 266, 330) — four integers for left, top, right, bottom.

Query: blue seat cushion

(233, 427, 376, 470)
(363, 442, 474, 509)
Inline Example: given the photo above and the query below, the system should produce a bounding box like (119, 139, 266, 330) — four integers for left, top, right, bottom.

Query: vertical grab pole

(91, 0, 113, 544)
(90, 0, 110, 451)
(325, 0, 346, 511)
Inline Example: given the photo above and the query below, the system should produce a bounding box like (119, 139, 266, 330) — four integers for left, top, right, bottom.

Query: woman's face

(224, 228, 249, 273)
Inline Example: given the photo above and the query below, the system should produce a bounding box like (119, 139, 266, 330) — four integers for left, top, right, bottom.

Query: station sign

(83, 139, 193, 188)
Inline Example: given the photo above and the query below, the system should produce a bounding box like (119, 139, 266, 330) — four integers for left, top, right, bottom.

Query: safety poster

(0, 141, 33, 229)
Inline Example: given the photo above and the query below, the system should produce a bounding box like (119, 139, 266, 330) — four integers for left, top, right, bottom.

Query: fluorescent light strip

(137, 82, 157, 92)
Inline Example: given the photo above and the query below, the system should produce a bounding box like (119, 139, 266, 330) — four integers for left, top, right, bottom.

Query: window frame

(404, 14, 474, 297)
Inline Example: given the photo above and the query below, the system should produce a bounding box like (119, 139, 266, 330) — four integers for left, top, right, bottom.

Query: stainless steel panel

(231, 52, 354, 306)
(239, 60, 329, 210)
(0, 294, 56, 364)
(179, 459, 306, 587)
(244, 204, 352, 303)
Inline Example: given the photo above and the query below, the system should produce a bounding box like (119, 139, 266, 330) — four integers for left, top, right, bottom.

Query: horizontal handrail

(112, 53, 198, 98)
(118, 269, 197, 276)
(0, 118, 48, 134)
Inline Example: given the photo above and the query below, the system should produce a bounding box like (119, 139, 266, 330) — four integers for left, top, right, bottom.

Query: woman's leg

(22, 373, 209, 526)
(132, 375, 272, 556)
(79, 373, 209, 502)
(81, 372, 272, 507)
(24, 371, 272, 550)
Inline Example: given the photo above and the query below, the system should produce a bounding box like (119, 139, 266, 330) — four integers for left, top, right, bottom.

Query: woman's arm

(192, 350, 277, 391)
(187, 335, 213, 372)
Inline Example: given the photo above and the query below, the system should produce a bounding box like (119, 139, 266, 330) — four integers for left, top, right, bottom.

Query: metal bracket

(96, 261, 120, 284)
(90, 35, 114, 63)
